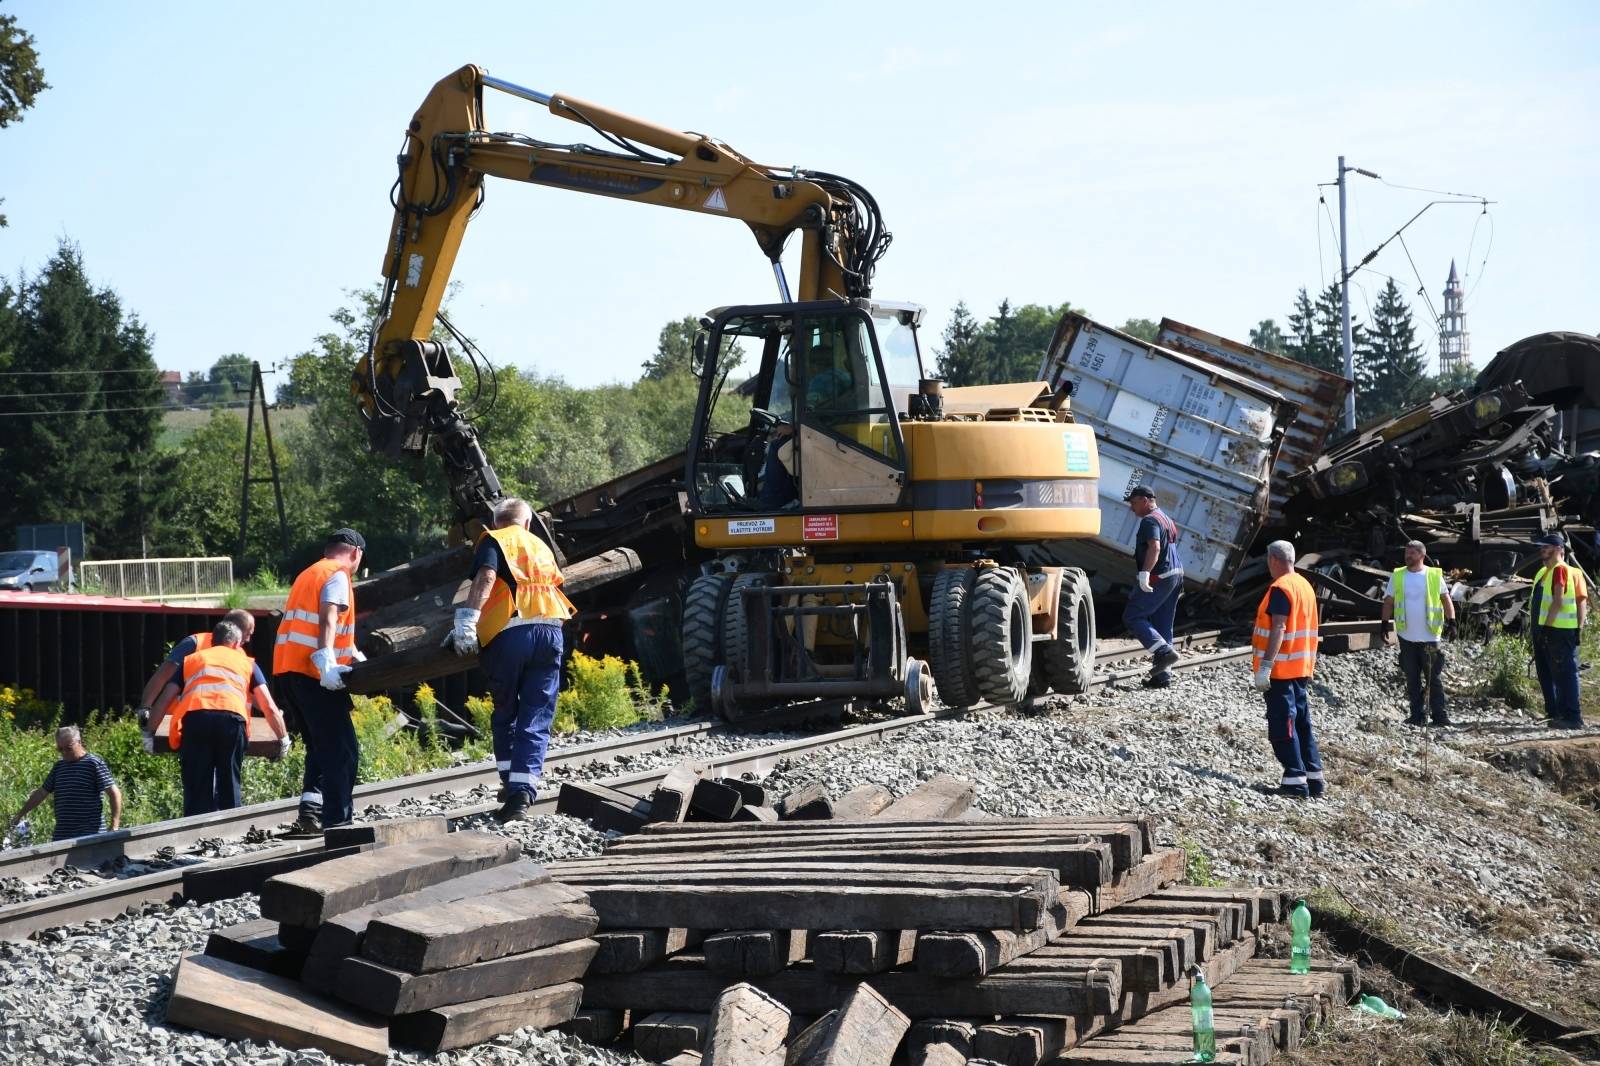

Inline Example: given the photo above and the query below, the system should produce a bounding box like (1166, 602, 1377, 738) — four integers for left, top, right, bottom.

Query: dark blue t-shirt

(473, 537, 515, 590)
(43, 753, 115, 841)
(166, 636, 266, 688)
(1135, 509, 1183, 576)
(1267, 588, 1291, 617)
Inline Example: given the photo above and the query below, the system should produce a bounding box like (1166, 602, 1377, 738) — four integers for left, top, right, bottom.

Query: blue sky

(2, 2, 1595, 388)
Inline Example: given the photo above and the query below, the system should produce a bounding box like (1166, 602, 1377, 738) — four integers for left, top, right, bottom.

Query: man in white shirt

(1380, 540, 1456, 726)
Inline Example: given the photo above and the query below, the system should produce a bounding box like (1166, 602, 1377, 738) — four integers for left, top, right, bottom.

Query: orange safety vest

(478, 525, 574, 646)
(169, 645, 253, 750)
(272, 557, 357, 678)
(187, 632, 215, 651)
(1252, 571, 1318, 680)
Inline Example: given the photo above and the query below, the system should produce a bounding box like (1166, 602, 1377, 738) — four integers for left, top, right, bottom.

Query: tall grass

(1480, 632, 1535, 709)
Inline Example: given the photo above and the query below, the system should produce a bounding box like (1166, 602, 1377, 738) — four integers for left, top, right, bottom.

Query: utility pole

(238, 361, 290, 563)
(1338, 156, 1356, 432)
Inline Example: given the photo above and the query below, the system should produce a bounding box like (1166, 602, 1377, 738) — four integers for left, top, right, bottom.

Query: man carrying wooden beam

(447, 497, 574, 823)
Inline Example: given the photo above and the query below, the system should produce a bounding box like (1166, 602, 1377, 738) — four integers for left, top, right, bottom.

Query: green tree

(640, 316, 700, 380)
(1248, 319, 1286, 355)
(0, 10, 48, 228)
(934, 301, 989, 386)
(1432, 362, 1478, 395)
(1119, 318, 1159, 343)
(0, 242, 162, 555)
(207, 352, 254, 405)
(1355, 278, 1430, 421)
(1283, 284, 1360, 377)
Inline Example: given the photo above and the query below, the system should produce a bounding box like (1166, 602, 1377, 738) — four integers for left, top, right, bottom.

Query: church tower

(1439, 259, 1471, 375)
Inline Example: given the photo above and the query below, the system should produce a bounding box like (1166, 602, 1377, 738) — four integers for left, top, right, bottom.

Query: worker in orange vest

(274, 528, 366, 833)
(134, 608, 283, 742)
(1251, 540, 1326, 799)
(447, 497, 573, 823)
(148, 619, 290, 815)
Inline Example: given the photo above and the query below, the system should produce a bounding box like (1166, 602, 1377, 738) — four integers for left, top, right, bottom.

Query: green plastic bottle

(1290, 899, 1312, 974)
(1189, 967, 1216, 1062)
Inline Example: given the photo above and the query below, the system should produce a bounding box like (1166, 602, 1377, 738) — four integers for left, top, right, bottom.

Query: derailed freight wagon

(1034, 313, 1297, 603)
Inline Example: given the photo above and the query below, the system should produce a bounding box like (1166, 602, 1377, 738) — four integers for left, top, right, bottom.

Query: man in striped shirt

(4, 726, 123, 842)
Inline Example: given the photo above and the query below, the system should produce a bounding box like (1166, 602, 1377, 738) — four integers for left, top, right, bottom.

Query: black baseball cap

(1124, 485, 1157, 501)
(327, 527, 367, 551)
(1533, 533, 1565, 548)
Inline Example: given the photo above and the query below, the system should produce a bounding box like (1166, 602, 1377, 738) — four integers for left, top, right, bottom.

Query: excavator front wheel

(682, 572, 734, 716)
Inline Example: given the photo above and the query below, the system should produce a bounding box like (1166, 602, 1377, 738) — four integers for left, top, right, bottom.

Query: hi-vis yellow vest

(478, 526, 574, 646)
(1391, 566, 1445, 637)
(1531, 563, 1588, 629)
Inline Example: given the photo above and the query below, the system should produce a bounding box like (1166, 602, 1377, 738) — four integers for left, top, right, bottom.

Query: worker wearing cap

(1252, 540, 1325, 798)
(1529, 533, 1588, 729)
(1381, 540, 1457, 726)
(447, 497, 573, 823)
(273, 528, 367, 832)
(148, 620, 290, 815)
(1122, 485, 1184, 685)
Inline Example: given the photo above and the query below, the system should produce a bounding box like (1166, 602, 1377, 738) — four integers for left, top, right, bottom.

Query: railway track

(0, 635, 1247, 941)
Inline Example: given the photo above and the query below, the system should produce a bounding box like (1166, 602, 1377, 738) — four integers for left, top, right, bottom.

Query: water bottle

(1290, 899, 1311, 974)
(1189, 967, 1216, 1062)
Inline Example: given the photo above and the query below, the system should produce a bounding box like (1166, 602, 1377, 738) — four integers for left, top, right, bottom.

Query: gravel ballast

(0, 643, 1594, 1062)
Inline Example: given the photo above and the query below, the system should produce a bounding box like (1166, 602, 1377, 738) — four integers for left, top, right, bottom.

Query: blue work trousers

(178, 711, 246, 816)
(483, 623, 564, 799)
(1264, 678, 1324, 797)
(1122, 571, 1182, 653)
(1532, 627, 1583, 725)
(278, 672, 358, 826)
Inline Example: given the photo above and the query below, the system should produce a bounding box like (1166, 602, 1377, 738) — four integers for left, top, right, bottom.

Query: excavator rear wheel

(969, 566, 1034, 706)
(1041, 567, 1096, 694)
(927, 567, 979, 708)
(682, 572, 734, 716)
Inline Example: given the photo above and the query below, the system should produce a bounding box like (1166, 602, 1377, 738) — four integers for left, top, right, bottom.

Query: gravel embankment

(1, 645, 1594, 1063)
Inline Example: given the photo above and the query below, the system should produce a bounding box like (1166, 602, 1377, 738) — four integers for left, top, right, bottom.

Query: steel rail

(0, 641, 1253, 940)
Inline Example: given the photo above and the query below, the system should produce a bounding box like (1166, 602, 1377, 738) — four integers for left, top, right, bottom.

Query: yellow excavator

(355, 65, 1103, 718)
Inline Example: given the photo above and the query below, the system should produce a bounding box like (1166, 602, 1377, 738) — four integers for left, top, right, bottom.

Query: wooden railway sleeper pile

(156, 773, 1358, 1064)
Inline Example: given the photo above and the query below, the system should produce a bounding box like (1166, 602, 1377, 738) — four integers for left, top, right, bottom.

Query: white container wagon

(1036, 313, 1297, 599)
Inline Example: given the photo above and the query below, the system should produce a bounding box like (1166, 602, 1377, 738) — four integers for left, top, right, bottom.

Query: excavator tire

(682, 572, 734, 716)
(1041, 567, 1096, 695)
(969, 566, 1034, 706)
(928, 567, 979, 709)
(719, 572, 774, 719)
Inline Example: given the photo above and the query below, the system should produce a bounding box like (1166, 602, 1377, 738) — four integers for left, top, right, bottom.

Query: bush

(555, 652, 666, 733)
(1481, 633, 1534, 709)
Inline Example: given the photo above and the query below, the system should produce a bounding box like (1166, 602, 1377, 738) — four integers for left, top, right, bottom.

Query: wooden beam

(338, 937, 597, 1015)
(810, 930, 917, 975)
(704, 929, 808, 976)
(914, 898, 1075, 978)
(634, 1012, 711, 1061)
(558, 1008, 629, 1046)
(872, 775, 973, 821)
(591, 928, 703, 974)
(322, 816, 448, 850)
(558, 780, 655, 833)
(259, 832, 520, 928)
(776, 781, 835, 821)
(300, 859, 548, 994)
(390, 980, 583, 1054)
(789, 982, 909, 1066)
(361, 881, 597, 973)
(166, 953, 388, 1066)
(690, 778, 745, 821)
(653, 762, 706, 824)
(203, 918, 306, 980)
(181, 841, 369, 904)
(703, 983, 792, 1066)
(831, 784, 894, 820)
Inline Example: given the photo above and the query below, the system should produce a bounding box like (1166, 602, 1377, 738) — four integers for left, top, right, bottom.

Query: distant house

(158, 371, 183, 403)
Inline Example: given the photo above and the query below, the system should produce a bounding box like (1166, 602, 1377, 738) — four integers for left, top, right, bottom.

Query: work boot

(1141, 672, 1173, 689)
(493, 791, 533, 824)
(282, 814, 322, 838)
(1405, 712, 1426, 726)
(1276, 785, 1310, 800)
(1552, 718, 1585, 730)
(1430, 712, 1453, 727)
(1152, 647, 1181, 671)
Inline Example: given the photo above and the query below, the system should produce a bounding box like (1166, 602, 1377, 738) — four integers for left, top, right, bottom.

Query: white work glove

(1253, 665, 1274, 692)
(141, 734, 155, 755)
(311, 647, 351, 691)
(446, 608, 481, 656)
(1136, 571, 1153, 593)
(274, 735, 292, 761)
(348, 647, 367, 663)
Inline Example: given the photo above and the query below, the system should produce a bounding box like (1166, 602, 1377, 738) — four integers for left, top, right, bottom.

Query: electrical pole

(1338, 156, 1356, 432)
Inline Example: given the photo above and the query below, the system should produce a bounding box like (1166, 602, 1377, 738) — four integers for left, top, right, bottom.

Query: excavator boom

(354, 65, 890, 538)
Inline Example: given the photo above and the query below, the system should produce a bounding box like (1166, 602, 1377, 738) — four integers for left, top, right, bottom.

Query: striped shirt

(42, 753, 115, 841)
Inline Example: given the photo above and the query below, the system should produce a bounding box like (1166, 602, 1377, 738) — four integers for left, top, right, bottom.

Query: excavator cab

(688, 301, 911, 519)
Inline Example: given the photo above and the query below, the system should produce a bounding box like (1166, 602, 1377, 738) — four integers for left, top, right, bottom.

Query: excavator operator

(755, 331, 858, 509)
